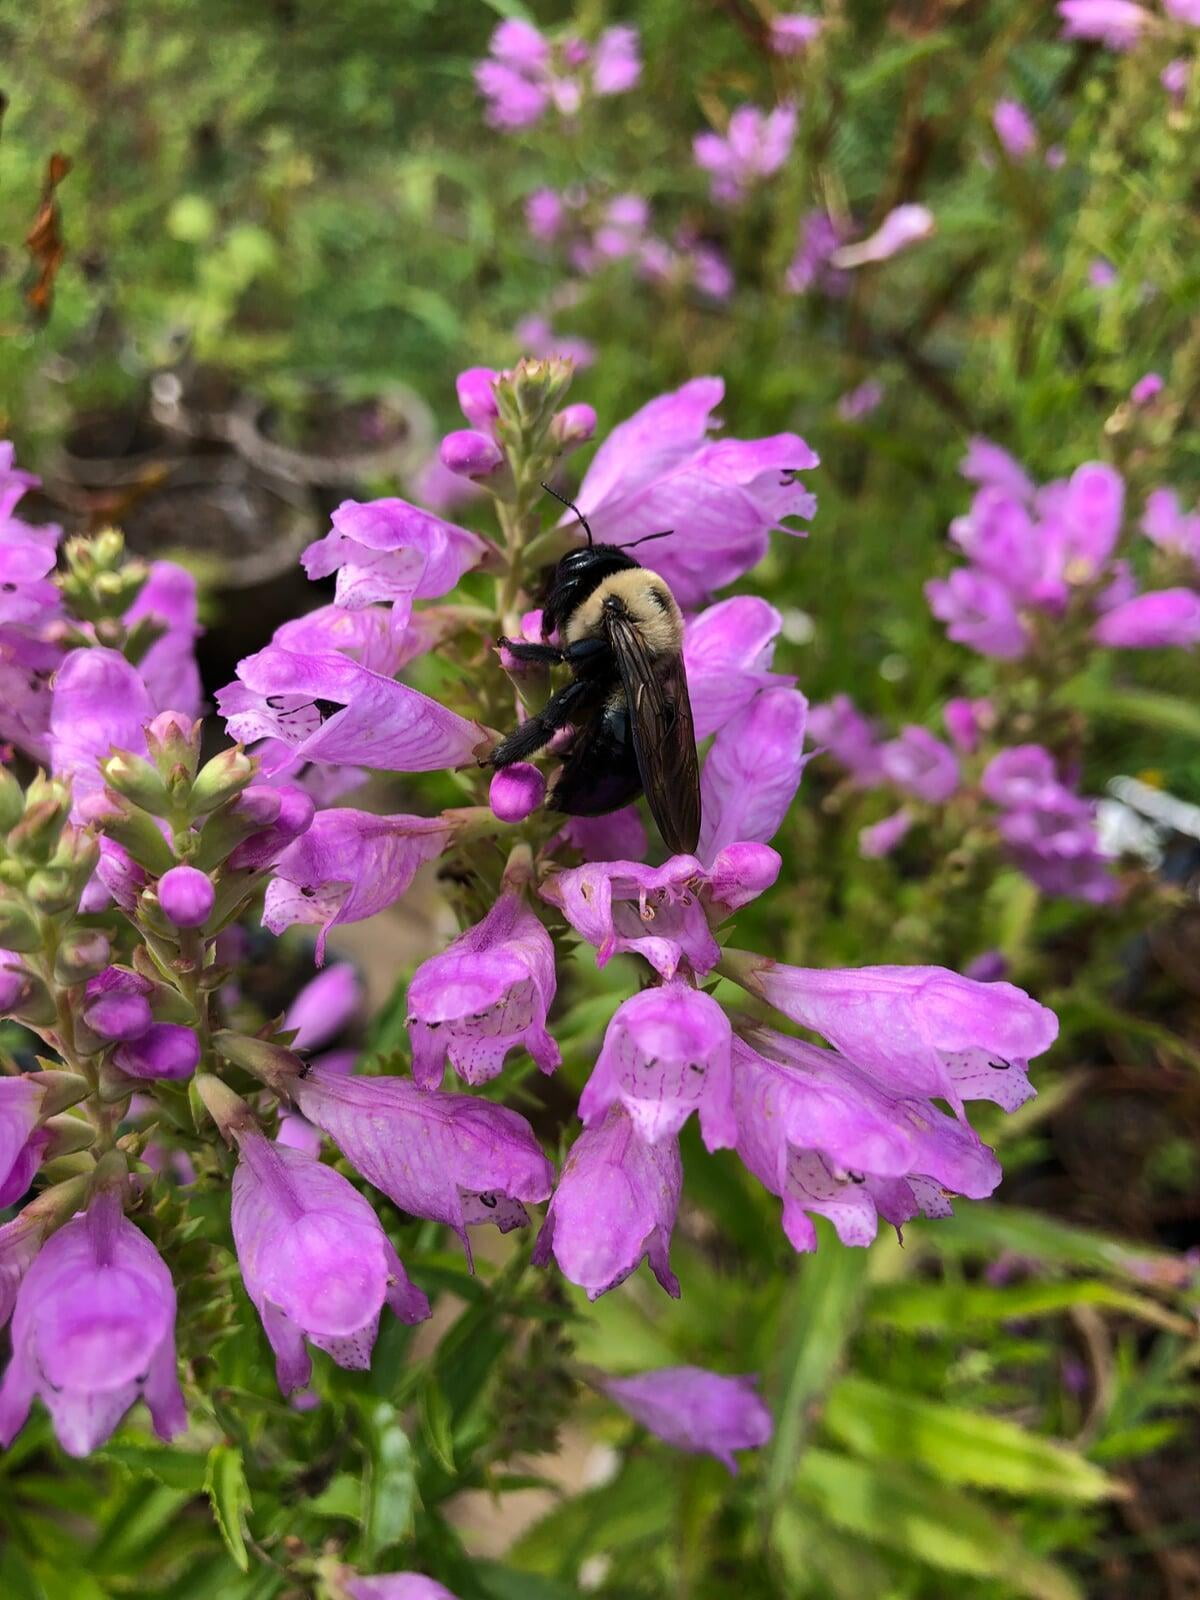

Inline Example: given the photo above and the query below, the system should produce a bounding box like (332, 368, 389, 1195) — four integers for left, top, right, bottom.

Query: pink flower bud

(455, 367, 501, 432)
(0, 952, 28, 1013)
(550, 404, 597, 451)
(489, 763, 546, 823)
(1130, 373, 1164, 406)
(157, 865, 214, 928)
(113, 1023, 201, 1081)
(438, 429, 505, 482)
(82, 969, 153, 1042)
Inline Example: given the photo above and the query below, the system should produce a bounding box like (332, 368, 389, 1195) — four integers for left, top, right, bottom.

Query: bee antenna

(622, 528, 675, 549)
(540, 481, 594, 548)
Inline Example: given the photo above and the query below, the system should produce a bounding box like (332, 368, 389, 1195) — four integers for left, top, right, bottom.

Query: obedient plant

(810, 436, 1200, 904)
(0, 376, 1059, 1583)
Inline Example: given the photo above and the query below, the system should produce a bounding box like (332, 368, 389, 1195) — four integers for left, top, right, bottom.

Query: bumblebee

(487, 496, 701, 855)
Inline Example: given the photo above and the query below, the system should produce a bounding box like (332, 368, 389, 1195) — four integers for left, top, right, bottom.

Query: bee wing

(605, 610, 701, 855)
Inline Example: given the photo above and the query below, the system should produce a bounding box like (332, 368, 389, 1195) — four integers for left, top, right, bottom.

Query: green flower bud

(87, 793, 175, 874)
(0, 889, 42, 951)
(495, 357, 574, 438)
(101, 751, 172, 817)
(190, 747, 256, 816)
(213, 1029, 305, 1093)
(145, 712, 202, 783)
(26, 867, 79, 915)
(90, 528, 127, 571)
(8, 785, 70, 861)
(41, 1114, 97, 1161)
(0, 766, 25, 832)
(27, 1070, 91, 1116)
(54, 927, 111, 984)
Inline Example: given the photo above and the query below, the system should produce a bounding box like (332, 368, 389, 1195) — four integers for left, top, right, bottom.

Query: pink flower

(859, 808, 913, 859)
(602, 1367, 772, 1473)
(1092, 589, 1200, 649)
(693, 104, 798, 206)
(830, 204, 935, 268)
(1057, 0, 1151, 48)
(770, 13, 824, 54)
(534, 1106, 681, 1299)
(992, 98, 1037, 160)
(879, 726, 960, 804)
(1130, 372, 1164, 406)
(571, 377, 818, 608)
(1141, 488, 1200, 564)
(0, 1188, 186, 1456)
(699, 686, 810, 861)
(592, 25, 641, 93)
(579, 980, 735, 1149)
(301, 498, 486, 621)
(406, 891, 559, 1088)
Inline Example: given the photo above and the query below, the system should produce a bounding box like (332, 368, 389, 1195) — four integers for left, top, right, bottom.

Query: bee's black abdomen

(549, 700, 643, 818)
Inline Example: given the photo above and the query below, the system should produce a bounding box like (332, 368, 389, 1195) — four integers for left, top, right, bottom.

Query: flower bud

(456, 366, 501, 433)
(489, 763, 546, 823)
(93, 566, 149, 613)
(213, 1029, 305, 1093)
(25, 867, 79, 915)
(8, 789, 69, 861)
(502, 356, 574, 433)
(40, 1114, 97, 1160)
(0, 890, 41, 952)
(190, 746, 256, 816)
(0, 767, 25, 832)
(27, 1070, 92, 1116)
(54, 928, 112, 985)
(113, 1023, 201, 1081)
(550, 403, 597, 451)
(101, 750, 172, 817)
(157, 864, 214, 929)
(82, 970, 154, 1043)
(78, 791, 175, 874)
(194, 1072, 258, 1141)
(89, 528, 127, 571)
(439, 429, 507, 482)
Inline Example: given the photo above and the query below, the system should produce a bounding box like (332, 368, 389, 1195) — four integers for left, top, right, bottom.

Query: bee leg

(487, 678, 592, 767)
(498, 638, 565, 665)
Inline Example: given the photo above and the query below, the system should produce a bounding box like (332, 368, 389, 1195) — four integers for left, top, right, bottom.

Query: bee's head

(543, 543, 639, 638)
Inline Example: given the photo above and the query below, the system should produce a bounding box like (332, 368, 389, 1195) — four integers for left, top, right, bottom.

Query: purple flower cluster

(475, 19, 640, 130)
(928, 440, 1200, 658)
(693, 103, 797, 207)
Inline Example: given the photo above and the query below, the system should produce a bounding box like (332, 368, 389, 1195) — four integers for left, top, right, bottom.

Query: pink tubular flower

(406, 892, 559, 1088)
(231, 1129, 429, 1394)
(292, 1065, 553, 1264)
(580, 981, 735, 1149)
(226, 782, 317, 872)
(732, 1032, 1001, 1251)
(859, 808, 913, 859)
(786, 211, 851, 298)
(82, 967, 154, 1042)
(1141, 489, 1200, 564)
(880, 726, 960, 805)
(961, 437, 1035, 502)
(699, 686, 809, 862)
(943, 697, 992, 754)
(300, 498, 486, 621)
(806, 694, 886, 786)
(830, 204, 935, 268)
(216, 643, 486, 774)
(525, 187, 566, 242)
(561, 806, 649, 863)
(693, 103, 797, 206)
(592, 25, 641, 93)
(992, 98, 1036, 160)
(263, 810, 454, 961)
(684, 596, 789, 740)
(0, 1188, 186, 1456)
(124, 563, 203, 718)
(602, 1366, 772, 1473)
(475, 22, 551, 129)
(733, 955, 1058, 1112)
(1057, 0, 1151, 49)
(571, 377, 818, 609)
(1093, 589, 1200, 648)
(49, 648, 155, 819)
(542, 845, 780, 981)
(345, 1574, 460, 1600)
(770, 13, 823, 53)
(534, 1106, 681, 1299)
(513, 314, 596, 370)
(0, 1213, 44, 1330)
(0, 1077, 51, 1208)
(285, 963, 363, 1053)
(837, 380, 885, 422)
(925, 567, 1029, 658)
(1131, 373, 1164, 406)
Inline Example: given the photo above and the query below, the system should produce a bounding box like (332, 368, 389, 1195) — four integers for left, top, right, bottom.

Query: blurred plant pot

(149, 365, 243, 446)
(49, 405, 180, 493)
(120, 455, 315, 589)
(227, 380, 433, 489)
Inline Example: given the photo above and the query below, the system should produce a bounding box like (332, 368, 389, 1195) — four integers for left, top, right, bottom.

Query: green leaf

(870, 1276, 1191, 1335)
(421, 1378, 457, 1475)
(204, 1444, 252, 1575)
(360, 1401, 416, 1560)
(796, 1449, 1085, 1600)
(1059, 680, 1200, 741)
(824, 1375, 1116, 1501)
(916, 1201, 1188, 1287)
(766, 1229, 870, 1509)
(97, 1441, 210, 1492)
(308, 1473, 362, 1522)
(509, 1458, 673, 1578)
(845, 34, 953, 94)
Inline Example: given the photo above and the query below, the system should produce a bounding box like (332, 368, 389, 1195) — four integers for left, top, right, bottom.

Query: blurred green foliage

(1, 0, 1199, 1596)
